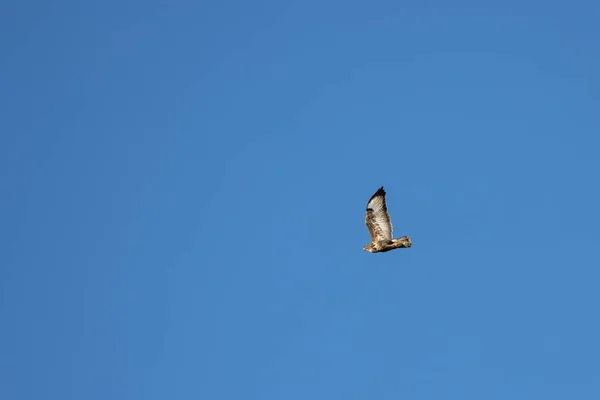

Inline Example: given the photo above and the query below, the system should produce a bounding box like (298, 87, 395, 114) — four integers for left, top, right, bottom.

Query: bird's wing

(365, 186, 393, 242)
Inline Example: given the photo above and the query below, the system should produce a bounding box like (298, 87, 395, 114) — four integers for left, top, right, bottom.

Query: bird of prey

(363, 186, 412, 253)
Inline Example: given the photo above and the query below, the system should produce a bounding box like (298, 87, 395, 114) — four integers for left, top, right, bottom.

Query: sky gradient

(2, 0, 600, 399)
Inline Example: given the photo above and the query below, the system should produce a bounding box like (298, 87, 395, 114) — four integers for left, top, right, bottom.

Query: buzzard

(363, 186, 412, 253)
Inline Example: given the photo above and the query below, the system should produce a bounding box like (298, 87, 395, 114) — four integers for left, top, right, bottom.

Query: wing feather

(365, 186, 393, 242)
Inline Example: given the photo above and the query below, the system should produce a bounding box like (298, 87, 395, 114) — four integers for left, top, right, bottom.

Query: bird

(363, 186, 412, 253)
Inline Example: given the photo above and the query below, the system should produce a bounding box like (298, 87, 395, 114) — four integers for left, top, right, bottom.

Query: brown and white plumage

(363, 186, 412, 253)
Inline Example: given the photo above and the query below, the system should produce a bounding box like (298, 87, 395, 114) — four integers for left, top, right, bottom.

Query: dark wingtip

(367, 186, 386, 207)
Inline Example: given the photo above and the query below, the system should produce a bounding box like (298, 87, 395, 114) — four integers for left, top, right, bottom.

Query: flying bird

(363, 186, 412, 253)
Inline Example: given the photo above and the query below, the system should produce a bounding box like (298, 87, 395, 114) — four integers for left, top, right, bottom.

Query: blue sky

(2, 0, 600, 398)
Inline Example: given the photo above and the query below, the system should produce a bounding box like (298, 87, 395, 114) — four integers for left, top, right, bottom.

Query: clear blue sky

(2, 0, 600, 399)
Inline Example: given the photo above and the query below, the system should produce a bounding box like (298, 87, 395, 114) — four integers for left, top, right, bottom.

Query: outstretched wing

(365, 186, 393, 243)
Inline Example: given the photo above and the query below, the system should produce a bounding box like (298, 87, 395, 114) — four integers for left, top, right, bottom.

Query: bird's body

(363, 186, 412, 253)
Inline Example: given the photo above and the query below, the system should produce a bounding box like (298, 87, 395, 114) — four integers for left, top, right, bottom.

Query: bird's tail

(393, 236, 412, 248)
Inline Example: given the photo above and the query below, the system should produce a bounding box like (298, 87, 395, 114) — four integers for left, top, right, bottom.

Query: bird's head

(362, 244, 374, 253)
